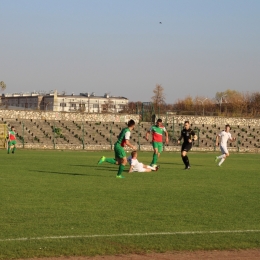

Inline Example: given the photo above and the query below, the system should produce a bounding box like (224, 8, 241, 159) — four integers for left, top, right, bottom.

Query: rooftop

(3, 91, 128, 100)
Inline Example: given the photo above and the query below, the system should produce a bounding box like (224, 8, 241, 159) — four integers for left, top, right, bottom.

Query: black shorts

(181, 143, 192, 152)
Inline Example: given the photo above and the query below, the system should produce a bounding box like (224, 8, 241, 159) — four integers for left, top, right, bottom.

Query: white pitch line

(1, 230, 260, 242)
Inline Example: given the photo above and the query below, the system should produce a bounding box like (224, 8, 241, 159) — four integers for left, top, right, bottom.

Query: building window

(93, 104, 99, 108)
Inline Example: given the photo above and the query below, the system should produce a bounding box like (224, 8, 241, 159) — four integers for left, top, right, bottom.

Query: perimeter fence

(2, 117, 259, 152)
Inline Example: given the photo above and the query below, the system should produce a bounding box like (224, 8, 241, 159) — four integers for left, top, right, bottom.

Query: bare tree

(171, 89, 259, 117)
(249, 92, 260, 116)
(78, 104, 86, 113)
(102, 98, 114, 113)
(151, 84, 165, 111)
(0, 81, 6, 107)
(215, 89, 250, 116)
(0, 81, 6, 91)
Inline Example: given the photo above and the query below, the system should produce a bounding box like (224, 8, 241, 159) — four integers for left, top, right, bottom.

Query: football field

(0, 149, 259, 259)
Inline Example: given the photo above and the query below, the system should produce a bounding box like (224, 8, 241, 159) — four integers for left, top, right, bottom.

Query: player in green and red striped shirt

(7, 126, 17, 154)
(145, 119, 168, 167)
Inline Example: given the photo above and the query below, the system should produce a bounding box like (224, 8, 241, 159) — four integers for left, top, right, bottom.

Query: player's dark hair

(225, 124, 231, 129)
(184, 121, 189, 124)
(157, 119, 162, 123)
(128, 119, 135, 127)
(11, 126, 15, 129)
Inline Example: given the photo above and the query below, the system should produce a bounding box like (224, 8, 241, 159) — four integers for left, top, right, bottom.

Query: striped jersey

(149, 125, 166, 142)
(8, 130, 16, 140)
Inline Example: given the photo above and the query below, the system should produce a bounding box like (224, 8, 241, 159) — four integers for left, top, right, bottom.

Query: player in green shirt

(98, 119, 136, 178)
(145, 119, 168, 166)
(7, 126, 17, 154)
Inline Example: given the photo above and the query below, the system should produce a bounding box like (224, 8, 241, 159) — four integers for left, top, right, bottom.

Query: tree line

(1, 81, 259, 117)
(124, 85, 260, 117)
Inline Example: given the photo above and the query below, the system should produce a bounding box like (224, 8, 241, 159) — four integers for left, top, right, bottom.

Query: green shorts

(114, 143, 126, 159)
(152, 141, 163, 153)
(8, 140, 17, 146)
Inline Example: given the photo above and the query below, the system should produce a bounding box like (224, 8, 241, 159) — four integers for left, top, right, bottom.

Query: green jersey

(115, 127, 131, 147)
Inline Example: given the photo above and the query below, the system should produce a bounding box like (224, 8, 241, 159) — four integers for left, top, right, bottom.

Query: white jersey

(127, 156, 145, 172)
(218, 130, 232, 147)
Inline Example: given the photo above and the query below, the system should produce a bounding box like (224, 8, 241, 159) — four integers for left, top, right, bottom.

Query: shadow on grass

(30, 169, 116, 176)
(70, 164, 112, 167)
(162, 162, 183, 165)
(162, 162, 204, 167)
(31, 170, 86, 176)
(71, 165, 117, 171)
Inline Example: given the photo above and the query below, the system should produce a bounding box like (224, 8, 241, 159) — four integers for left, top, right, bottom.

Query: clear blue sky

(1, 0, 259, 103)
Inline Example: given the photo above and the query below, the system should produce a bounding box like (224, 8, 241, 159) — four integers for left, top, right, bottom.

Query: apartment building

(1, 91, 128, 113)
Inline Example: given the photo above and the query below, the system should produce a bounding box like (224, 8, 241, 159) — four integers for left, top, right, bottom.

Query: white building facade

(1, 91, 128, 113)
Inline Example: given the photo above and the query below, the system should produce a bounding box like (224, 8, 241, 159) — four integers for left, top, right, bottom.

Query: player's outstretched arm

(215, 135, 219, 146)
(165, 130, 169, 144)
(188, 135, 197, 143)
(125, 140, 136, 150)
(145, 131, 150, 141)
(128, 165, 134, 173)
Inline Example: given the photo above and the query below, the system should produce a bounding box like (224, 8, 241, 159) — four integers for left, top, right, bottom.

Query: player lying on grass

(97, 119, 136, 178)
(215, 124, 236, 167)
(127, 151, 159, 172)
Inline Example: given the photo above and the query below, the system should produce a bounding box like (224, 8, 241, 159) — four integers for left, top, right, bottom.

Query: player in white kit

(127, 151, 159, 172)
(215, 124, 236, 166)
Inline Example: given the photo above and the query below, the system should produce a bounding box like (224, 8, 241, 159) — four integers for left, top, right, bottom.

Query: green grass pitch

(0, 149, 259, 259)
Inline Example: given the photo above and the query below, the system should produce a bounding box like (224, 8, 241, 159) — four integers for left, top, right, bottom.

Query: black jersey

(179, 128, 196, 144)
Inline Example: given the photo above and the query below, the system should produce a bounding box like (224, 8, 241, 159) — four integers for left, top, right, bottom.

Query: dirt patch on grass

(19, 249, 260, 260)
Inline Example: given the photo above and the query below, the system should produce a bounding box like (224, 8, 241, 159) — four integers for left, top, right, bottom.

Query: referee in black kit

(177, 121, 197, 170)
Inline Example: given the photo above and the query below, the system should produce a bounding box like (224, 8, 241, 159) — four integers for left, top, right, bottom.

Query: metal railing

(2, 118, 258, 151)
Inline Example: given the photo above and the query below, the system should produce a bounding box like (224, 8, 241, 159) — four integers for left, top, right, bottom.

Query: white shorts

(137, 167, 146, 173)
(133, 163, 146, 172)
(220, 145, 228, 154)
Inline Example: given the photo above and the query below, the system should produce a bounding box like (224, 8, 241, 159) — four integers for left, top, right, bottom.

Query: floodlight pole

(219, 94, 227, 114)
(22, 121, 24, 149)
(82, 120, 85, 150)
(197, 98, 208, 116)
(138, 123, 140, 151)
(141, 103, 144, 122)
(172, 117, 175, 144)
(110, 123, 112, 150)
(53, 121, 56, 149)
